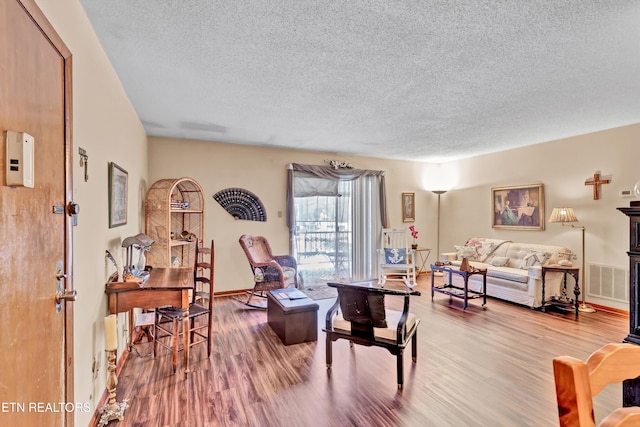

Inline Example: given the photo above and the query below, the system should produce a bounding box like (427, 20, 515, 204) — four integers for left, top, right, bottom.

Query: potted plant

(409, 225, 419, 249)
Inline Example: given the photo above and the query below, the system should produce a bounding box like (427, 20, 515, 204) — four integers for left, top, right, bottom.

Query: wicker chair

(239, 234, 298, 307)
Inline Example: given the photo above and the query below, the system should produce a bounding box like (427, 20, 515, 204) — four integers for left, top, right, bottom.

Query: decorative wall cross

(584, 171, 611, 200)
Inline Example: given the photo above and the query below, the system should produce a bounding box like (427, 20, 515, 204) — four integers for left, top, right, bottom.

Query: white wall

(148, 137, 432, 293)
(441, 124, 640, 310)
(34, 1, 147, 425)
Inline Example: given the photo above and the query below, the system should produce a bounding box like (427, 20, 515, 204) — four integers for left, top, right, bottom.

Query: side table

(541, 265, 580, 316)
(430, 264, 487, 309)
(413, 247, 431, 276)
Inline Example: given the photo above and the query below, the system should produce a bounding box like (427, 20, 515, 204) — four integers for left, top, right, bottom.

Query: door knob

(56, 289, 77, 303)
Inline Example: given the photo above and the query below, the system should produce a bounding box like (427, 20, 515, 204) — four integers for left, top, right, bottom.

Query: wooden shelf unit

(145, 178, 205, 268)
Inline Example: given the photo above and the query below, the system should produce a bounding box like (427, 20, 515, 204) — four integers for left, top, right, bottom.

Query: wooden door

(0, 1, 74, 426)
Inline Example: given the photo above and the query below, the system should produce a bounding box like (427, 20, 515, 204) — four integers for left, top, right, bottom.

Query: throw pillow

(454, 245, 479, 260)
(520, 250, 550, 269)
(384, 248, 406, 264)
(477, 242, 496, 262)
(488, 256, 510, 267)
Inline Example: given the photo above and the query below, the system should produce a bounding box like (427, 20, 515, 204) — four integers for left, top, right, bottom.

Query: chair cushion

(254, 266, 296, 285)
(384, 248, 406, 264)
(333, 309, 416, 342)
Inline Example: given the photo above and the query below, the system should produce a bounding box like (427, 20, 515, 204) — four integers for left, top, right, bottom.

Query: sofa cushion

(487, 256, 510, 267)
(486, 266, 529, 283)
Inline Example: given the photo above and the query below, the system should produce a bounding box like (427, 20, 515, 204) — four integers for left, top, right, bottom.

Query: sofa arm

(440, 252, 458, 263)
(527, 266, 542, 280)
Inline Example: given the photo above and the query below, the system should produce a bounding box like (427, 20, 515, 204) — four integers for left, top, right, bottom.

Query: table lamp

(548, 207, 595, 313)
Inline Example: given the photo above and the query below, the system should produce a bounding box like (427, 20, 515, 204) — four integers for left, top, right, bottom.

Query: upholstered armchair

(239, 234, 298, 307)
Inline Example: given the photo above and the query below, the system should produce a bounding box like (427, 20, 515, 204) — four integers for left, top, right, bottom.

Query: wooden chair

(324, 280, 421, 389)
(377, 228, 416, 288)
(238, 234, 298, 308)
(553, 343, 640, 426)
(154, 240, 214, 373)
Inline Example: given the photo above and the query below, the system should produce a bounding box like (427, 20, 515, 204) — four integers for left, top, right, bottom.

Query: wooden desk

(105, 267, 194, 375)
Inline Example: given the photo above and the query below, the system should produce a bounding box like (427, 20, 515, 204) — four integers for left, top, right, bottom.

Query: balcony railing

(293, 230, 351, 284)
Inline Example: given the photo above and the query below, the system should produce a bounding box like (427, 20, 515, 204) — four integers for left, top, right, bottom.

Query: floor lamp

(432, 190, 447, 276)
(548, 207, 595, 313)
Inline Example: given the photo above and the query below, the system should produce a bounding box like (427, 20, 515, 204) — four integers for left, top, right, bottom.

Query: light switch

(5, 130, 34, 188)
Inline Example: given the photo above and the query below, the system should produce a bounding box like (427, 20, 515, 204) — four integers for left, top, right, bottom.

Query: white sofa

(440, 238, 574, 308)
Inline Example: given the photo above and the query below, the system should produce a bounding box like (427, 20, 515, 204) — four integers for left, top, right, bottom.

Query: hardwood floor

(113, 275, 628, 426)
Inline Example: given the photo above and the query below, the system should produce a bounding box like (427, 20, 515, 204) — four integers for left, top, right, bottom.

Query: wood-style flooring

(113, 274, 628, 427)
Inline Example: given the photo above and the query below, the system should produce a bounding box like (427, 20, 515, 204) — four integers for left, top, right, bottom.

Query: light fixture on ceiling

(548, 207, 595, 313)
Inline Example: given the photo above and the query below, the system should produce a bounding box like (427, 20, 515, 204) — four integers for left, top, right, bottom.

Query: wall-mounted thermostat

(620, 189, 635, 198)
(5, 130, 34, 188)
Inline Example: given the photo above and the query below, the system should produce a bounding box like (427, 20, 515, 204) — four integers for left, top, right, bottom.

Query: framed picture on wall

(402, 192, 415, 222)
(491, 184, 544, 230)
(109, 162, 128, 228)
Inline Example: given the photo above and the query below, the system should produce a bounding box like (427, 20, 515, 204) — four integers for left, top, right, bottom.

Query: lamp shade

(548, 207, 578, 223)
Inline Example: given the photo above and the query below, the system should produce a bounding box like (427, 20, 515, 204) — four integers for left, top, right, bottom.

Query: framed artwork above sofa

(492, 184, 544, 230)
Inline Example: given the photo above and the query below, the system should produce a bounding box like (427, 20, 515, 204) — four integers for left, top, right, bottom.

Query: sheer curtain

(287, 163, 388, 281)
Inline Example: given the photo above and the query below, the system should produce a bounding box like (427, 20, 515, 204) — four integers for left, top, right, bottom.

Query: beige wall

(150, 124, 639, 312)
(34, 1, 148, 425)
(442, 124, 640, 310)
(148, 137, 431, 293)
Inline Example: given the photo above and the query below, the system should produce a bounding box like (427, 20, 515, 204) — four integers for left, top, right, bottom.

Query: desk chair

(324, 280, 421, 389)
(239, 234, 298, 308)
(553, 343, 640, 426)
(155, 240, 214, 373)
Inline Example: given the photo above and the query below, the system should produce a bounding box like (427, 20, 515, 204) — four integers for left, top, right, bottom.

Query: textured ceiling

(80, 1, 640, 162)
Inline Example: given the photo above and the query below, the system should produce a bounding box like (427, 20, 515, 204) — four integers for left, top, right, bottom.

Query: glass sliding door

(287, 163, 387, 286)
(293, 181, 352, 287)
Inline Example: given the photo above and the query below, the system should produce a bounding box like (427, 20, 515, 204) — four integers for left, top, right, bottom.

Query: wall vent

(587, 263, 628, 303)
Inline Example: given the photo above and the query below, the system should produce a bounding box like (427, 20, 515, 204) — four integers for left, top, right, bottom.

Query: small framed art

(402, 192, 415, 222)
(108, 162, 128, 228)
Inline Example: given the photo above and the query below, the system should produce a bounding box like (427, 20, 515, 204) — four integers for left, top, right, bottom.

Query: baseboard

(586, 302, 628, 316)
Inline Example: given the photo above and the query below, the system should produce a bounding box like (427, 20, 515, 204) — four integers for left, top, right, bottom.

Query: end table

(541, 265, 580, 316)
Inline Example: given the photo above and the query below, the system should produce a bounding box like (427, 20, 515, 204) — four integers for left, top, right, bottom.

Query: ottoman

(267, 288, 319, 345)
